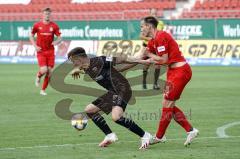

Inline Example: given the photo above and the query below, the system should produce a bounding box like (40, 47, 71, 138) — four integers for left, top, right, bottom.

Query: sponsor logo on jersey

(157, 46, 165, 52)
(40, 33, 52, 35)
(50, 27, 53, 32)
(106, 56, 113, 61)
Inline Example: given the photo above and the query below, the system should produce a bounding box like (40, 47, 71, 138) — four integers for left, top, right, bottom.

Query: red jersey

(31, 21, 61, 52)
(147, 31, 185, 65)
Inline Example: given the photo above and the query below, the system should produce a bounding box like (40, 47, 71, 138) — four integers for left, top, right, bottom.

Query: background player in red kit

(140, 16, 199, 146)
(30, 7, 62, 95)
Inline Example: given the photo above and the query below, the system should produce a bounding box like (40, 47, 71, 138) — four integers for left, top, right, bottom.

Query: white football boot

(139, 132, 152, 150)
(150, 135, 166, 145)
(40, 90, 47, 96)
(184, 128, 199, 146)
(99, 133, 118, 147)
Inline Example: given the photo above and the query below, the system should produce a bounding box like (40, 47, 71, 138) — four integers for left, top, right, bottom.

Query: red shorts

(164, 63, 192, 101)
(37, 50, 55, 68)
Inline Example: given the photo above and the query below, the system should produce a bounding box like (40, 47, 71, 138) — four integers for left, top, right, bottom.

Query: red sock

(173, 106, 192, 132)
(37, 71, 44, 78)
(156, 107, 173, 139)
(42, 74, 50, 90)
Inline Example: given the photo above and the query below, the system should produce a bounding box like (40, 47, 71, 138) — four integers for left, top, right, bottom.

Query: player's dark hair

(42, 7, 52, 12)
(68, 47, 87, 59)
(143, 16, 159, 28)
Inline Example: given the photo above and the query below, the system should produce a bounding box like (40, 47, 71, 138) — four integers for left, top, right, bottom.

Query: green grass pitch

(0, 64, 240, 159)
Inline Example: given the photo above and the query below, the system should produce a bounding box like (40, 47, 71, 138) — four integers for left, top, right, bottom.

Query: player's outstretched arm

(115, 63, 138, 72)
(115, 55, 141, 64)
(145, 52, 168, 65)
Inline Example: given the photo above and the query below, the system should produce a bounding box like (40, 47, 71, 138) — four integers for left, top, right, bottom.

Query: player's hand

(35, 45, 41, 52)
(139, 58, 155, 65)
(70, 67, 84, 80)
(72, 72, 80, 80)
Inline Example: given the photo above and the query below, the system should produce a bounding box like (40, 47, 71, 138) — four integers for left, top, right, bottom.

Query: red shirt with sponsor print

(147, 31, 185, 65)
(31, 21, 61, 52)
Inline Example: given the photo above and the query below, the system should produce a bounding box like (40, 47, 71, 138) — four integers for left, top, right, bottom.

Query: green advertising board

(0, 20, 140, 41)
(0, 19, 239, 41)
(217, 19, 240, 39)
(12, 21, 34, 40)
(0, 22, 12, 40)
(164, 19, 215, 39)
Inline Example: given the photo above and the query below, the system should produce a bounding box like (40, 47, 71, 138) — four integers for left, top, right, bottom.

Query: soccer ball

(71, 113, 88, 131)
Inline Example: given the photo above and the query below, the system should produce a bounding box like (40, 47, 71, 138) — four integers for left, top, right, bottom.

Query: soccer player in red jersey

(140, 16, 199, 146)
(30, 7, 62, 95)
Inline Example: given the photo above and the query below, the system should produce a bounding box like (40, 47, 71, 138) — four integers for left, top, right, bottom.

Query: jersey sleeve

(54, 23, 61, 36)
(155, 32, 169, 56)
(31, 23, 38, 35)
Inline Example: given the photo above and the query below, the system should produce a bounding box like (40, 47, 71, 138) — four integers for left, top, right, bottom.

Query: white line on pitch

(1, 136, 240, 151)
(216, 121, 240, 138)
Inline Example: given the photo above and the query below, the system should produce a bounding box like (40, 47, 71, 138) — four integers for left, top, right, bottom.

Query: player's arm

(141, 34, 169, 65)
(52, 35, 62, 46)
(52, 24, 62, 46)
(115, 63, 138, 72)
(29, 25, 41, 52)
(114, 52, 145, 64)
(145, 52, 168, 65)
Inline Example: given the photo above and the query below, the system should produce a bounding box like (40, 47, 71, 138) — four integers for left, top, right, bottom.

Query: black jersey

(85, 56, 131, 93)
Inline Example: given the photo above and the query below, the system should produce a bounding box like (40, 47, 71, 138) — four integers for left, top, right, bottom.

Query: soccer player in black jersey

(68, 47, 152, 149)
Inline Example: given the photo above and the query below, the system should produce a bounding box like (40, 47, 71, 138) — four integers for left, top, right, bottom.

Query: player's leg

(152, 98, 174, 145)
(112, 106, 152, 149)
(152, 68, 183, 144)
(85, 104, 112, 136)
(85, 104, 114, 140)
(35, 54, 48, 87)
(41, 66, 53, 95)
(159, 64, 198, 146)
(142, 64, 150, 89)
(172, 103, 199, 146)
(170, 64, 198, 146)
(90, 93, 118, 147)
(172, 105, 199, 146)
(41, 53, 55, 95)
(173, 105, 193, 133)
(112, 106, 145, 138)
(153, 64, 161, 90)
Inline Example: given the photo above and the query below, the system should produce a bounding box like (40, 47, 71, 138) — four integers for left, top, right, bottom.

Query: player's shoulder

(90, 55, 103, 62)
(50, 21, 59, 27)
(33, 21, 42, 26)
(147, 38, 154, 46)
(156, 30, 168, 36)
(156, 31, 172, 39)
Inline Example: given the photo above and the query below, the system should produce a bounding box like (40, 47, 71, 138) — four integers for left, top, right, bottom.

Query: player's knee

(143, 65, 150, 71)
(155, 65, 161, 69)
(40, 67, 48, 74)
(47, 68, 53, 76)
(162, 99, 175, 108)
(84, 107, 93, 114)
(84, 104, 98, 114)
(112, 113, 121, 122)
